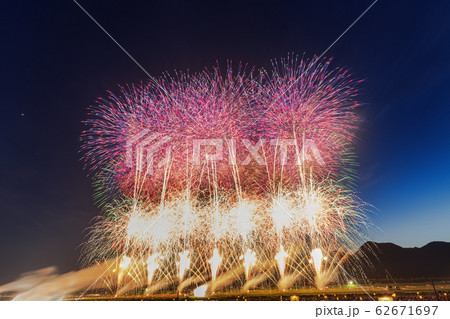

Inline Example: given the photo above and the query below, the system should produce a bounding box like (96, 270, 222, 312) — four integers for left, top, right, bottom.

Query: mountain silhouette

(347, 241, 450, 280)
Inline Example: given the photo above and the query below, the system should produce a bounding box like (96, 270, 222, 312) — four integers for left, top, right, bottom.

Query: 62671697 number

(375, 306, 438, 316)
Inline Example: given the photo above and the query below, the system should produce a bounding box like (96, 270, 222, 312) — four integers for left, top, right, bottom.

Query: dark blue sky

(1, 0, 449, 282)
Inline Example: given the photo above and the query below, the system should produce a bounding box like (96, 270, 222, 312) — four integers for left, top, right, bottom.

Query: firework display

(81, 55, 369, 296)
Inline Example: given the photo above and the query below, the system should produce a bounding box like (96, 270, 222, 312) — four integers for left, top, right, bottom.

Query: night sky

(1, 0, 450, 283)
